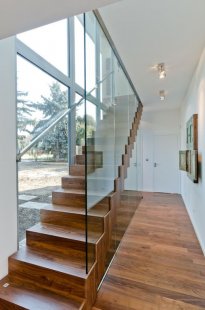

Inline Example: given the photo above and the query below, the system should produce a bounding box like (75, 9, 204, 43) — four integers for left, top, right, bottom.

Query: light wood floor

(93, 192, 205, 310)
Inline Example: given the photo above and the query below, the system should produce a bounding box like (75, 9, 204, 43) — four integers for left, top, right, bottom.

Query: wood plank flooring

(94, 192, 205, 310)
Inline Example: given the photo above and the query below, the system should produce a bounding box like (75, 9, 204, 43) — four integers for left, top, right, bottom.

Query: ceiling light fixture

(159, 90, 165, 101)
(158, 63, 166, 79)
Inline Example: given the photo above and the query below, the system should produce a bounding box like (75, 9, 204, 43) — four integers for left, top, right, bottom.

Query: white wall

(0, 37, 17, 279)
(140, 108, 180, 192)
(180, 47, 205, 255)
(141, 108, 180, 135)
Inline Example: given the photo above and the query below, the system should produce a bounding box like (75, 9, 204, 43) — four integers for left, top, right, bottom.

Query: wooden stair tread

(0, 280, 84, 310)
(63, 176, 85, 180)
(10, 246, 88, 278)
(54, 188, 112, 198)
(42, 203, 109, 217)
(27, 222, 101, 244)
(54, 188, 85, 195)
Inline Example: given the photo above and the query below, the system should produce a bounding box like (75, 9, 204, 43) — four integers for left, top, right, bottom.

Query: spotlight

(159, 90, 165, 101)
(158, 63, 166, 79)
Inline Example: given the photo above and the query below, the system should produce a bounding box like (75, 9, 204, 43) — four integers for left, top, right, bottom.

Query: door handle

(154, 162, 157, 167)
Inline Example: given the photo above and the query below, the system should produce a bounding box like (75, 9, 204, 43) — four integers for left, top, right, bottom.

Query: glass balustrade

(85, 11, 142, 274)
(16, 10, 142, 283)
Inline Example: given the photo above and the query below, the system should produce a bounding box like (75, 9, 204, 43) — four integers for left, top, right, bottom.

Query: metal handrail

(16, 71, 114, 161)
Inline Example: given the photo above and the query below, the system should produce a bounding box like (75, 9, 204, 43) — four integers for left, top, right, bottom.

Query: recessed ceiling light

(159, 90, 165, 101)
(158, 63, 166, 79)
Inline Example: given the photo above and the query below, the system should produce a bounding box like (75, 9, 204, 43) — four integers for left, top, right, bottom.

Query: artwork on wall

(186, 114, 198, 150)
(179, 114, 198, 183)
(187, 150, 198, 183)
(179, 150, 188, 171)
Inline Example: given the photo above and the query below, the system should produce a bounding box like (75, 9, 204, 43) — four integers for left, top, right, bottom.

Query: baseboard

(0, 257, 8, 280)
(182, 196, 205, 256)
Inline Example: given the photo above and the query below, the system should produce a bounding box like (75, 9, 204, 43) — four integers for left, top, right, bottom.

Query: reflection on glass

(74, 15, 84, 88)
(75, 93, 85, 154)
(85, 12, 141, 277)
(86, 12, 96, 96)
(18, 118, 68, 243)
(99, 26, 113, 105)
(17, 55, 68, 153)
(17, 19, 68, 75)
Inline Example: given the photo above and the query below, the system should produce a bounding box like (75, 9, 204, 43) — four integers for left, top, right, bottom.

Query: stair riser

(40, 209, 104, 232)
(75, 155, 85, 165)
(122, 154, 130, 168)
(52, 192, 85, 207)
(125, 144, 132, 157)
(9, 260, 97, 309)
(62, 177, 85, 190)
(69, 166, 85, 176)
(26, 231, 91, 256)
(9, 259, 86, 300)
(69, 166, 95, 176)
(128, 137, 134, 149)
(75, 155, 103, 169)
(119, 165, 127, 179)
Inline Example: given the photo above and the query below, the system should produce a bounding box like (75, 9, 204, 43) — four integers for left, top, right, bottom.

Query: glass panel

(85, 13, 115, 274)
(17, 55, 68, 154)
(18, 116, 69, 243)
(74, 15, 85, 88)
(17, 19, 68, 75)
(85, 12, 96, 96)
(85, 12, 141, 279)
(75, 93, 85, 157)
(99, 27, 113, 106)
(114, 56, 130, 176)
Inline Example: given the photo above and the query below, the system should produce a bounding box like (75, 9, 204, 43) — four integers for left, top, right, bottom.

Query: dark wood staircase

(0, 104, 142, 309)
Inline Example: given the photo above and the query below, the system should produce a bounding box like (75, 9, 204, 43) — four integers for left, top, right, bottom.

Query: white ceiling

(99, 0, 205, 111)
(0, 0, 119, 39)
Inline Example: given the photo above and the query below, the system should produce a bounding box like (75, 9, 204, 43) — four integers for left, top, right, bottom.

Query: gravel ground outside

(18, 161, 68, 241)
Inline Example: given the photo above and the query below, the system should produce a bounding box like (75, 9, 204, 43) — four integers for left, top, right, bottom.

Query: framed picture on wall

(179, 150, 188, 171)
(187, 150, 198, 183)
(186, 114, 198, 150)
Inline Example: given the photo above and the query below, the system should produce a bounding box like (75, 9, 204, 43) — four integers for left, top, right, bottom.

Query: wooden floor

(93, 192, 205, 310)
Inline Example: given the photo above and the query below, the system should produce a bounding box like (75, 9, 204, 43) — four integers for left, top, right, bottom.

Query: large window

(17, 55, 68, 152)
(17, 20, 68, 75)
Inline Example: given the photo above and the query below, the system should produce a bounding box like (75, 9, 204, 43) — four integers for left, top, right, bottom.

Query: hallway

(94, 192, 205, 309)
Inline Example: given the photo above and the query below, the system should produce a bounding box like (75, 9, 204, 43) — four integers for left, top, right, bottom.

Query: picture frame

(187, 150, 198, 183)
(186, 114, 198, 150)
(179, 150, 188, 171)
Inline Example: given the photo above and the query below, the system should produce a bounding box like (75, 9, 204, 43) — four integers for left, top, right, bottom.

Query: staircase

(0, 104, 143, 309)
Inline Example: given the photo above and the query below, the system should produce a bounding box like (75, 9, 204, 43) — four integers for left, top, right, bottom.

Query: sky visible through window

(17, 16, 97, 123)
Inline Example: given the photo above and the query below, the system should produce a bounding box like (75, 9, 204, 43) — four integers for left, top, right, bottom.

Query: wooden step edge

(61, 176, 85, 190)
(9, 253, 97, 307)
(9, 248, 88, 281)
(40, 203, 109, 220)
(0, 277, 86, 310)
(26, 222, 102, 245)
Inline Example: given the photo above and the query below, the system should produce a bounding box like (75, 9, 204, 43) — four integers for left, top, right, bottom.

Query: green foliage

(76, 114, 95, 146)
(32, 82, 68, 160)
(17, 91, 35, 150)
(17, 82, 96, 160)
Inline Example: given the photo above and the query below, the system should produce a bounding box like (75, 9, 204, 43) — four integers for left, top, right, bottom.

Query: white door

(142, 133, 154, 192)
(125, 133, 143, 191)
(125, 141, 137, 190)
(153, 135, 179, 193)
